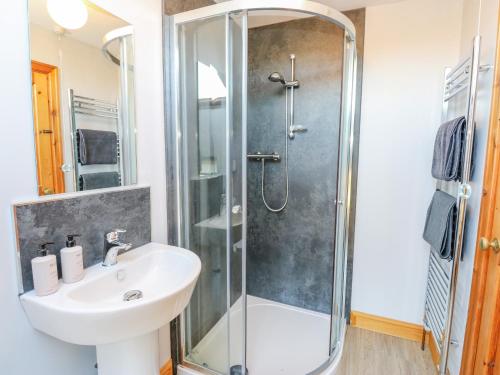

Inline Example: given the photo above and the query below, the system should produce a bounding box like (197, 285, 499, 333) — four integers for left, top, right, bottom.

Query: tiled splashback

(14, 187, 151, 293)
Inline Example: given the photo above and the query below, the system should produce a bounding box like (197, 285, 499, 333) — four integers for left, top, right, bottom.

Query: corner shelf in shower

(195, 213, 242, 230)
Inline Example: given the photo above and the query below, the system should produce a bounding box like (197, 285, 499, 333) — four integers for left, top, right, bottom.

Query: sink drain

(123, 290, 143, 301)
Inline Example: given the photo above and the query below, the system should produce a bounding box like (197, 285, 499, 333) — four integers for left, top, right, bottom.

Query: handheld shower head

(268, 72, 286, 85)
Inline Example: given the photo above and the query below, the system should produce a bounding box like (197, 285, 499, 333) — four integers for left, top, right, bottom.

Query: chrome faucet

(103, 229, 132, 267)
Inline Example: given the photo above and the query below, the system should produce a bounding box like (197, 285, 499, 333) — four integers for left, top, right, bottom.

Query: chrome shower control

(247, 152, 280, 161)
(289, 125, 307, 139)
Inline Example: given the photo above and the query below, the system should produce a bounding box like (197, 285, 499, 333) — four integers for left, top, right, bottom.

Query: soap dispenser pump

(31, 242, 59, 296)
(60, 234, 84, 283)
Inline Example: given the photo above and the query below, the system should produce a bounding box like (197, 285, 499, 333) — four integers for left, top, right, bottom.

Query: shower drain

(123, 289, 143, 301)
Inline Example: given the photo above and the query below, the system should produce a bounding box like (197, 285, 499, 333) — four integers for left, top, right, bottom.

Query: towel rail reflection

(69, 89, 122, 191)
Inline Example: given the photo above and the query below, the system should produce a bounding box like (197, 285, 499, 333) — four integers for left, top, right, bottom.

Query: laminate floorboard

(336, 327, 436, 375)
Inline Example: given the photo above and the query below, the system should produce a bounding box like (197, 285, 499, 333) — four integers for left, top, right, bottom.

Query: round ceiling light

(47, 0, 88, 30)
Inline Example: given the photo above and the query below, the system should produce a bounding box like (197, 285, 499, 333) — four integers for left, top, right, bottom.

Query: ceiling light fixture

(47, 0, 88, 30)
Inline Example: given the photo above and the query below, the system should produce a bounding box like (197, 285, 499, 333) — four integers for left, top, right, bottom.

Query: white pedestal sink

(21, 243, 201, 375)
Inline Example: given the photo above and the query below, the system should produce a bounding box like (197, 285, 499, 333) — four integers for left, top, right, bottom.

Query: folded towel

(431, 116, 466, 181)
(78, 129, 118, 165)
(79, 172, 120, 190)
(423, 190, 457, 260)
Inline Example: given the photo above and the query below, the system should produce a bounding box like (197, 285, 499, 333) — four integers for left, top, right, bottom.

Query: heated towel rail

(69, 89, 122, 190)
(423, 35, 487, 375)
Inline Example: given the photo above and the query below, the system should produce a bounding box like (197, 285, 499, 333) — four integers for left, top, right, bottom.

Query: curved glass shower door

(171, 2, 356, 374)
(175, 11, 247, 375)
(102, 26, 137, 186)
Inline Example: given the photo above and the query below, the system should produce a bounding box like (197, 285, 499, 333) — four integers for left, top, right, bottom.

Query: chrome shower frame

(101, 25, 138, 187)
(164, 1, 357, 374)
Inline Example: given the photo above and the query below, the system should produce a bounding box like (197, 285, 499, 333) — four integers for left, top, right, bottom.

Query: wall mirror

(28, 0, 137, 196)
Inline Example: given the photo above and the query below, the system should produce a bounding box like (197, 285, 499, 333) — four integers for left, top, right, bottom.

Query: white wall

(0, 0, 167, 373)
(0, 1, 97, 374)
(352, 0, 465, 324)
(30, 24, 121, 191)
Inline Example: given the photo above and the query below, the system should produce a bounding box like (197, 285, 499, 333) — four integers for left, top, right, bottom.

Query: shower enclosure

(166, 1, 357, 374)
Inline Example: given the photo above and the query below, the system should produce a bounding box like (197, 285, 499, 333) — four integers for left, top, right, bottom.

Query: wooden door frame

(460, 19, 500, 375)
(31, 60, 65, 194)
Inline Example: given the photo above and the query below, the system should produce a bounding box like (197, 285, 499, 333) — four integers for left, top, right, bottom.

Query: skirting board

(160, 359, 173, 375)
(350, 311, 424, 342)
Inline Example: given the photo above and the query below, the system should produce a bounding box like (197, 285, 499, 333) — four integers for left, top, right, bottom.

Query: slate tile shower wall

(164, 0, 215, 15)
(247, 10, 365, 314)
(15, 187, 151, 292)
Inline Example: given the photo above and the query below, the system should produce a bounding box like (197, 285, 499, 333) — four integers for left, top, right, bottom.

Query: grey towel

(423, 190, 457, 260)
(78, 129, 118, 165)
(431, 116, 466, 181)
(79, 172, 120, 190)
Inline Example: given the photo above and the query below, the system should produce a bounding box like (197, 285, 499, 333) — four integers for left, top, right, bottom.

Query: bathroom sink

(21, 243, 201, 375)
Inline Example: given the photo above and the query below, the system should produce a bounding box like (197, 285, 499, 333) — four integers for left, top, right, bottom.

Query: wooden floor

(337, 327, 437, 375)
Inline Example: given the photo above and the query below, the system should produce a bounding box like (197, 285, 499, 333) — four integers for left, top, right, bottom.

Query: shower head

(268, 72, 286, 85)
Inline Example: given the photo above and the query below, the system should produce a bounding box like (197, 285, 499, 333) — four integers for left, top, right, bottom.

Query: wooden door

(31, 61, 65, 195)
(460, 27, 500, 375)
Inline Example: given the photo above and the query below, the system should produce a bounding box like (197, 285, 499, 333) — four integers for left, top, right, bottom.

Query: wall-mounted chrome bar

(444, 62, 492, 102)
(74, 109, 119, 119)
(439, 35, 481, 375)
(73, 94, 119, 119)
(444, 58, 471, 102)
(247, 152, 280, 161)
(74, 94, 118, 106)
(446, 58, 470, 83)
(424, 249, 450, 353)
(289, 54, 297, 139)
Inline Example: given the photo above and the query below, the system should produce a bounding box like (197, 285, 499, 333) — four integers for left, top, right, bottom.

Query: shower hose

(261, 87, 289, 212)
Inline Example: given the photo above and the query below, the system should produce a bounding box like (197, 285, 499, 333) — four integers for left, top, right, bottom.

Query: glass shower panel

(227, 11, 246, 374)
(118, 34, 137, 185)
(177, 13, 246, 374)
(330, 32, 356, 354)
(178, 15, 229, 373)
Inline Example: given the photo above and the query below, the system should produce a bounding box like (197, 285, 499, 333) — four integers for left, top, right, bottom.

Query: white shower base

(178, 295, 344, 375)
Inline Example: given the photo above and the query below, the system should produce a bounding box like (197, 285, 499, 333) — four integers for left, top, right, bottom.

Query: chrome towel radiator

(69, 89, 122, 190)
(423, 35, 489, 375)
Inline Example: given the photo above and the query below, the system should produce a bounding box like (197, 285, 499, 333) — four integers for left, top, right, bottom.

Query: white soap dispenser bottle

(31, 242, 59, 296)
(60, 234, 84, 283)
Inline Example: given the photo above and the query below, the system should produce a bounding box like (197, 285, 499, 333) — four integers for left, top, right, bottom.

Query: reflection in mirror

(29, 0, 137, 196)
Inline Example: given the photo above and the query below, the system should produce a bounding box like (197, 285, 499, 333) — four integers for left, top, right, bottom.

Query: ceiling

(29, 0, 128, 48)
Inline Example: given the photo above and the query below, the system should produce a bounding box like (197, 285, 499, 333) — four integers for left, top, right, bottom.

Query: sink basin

(21, 243, 201, 375)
